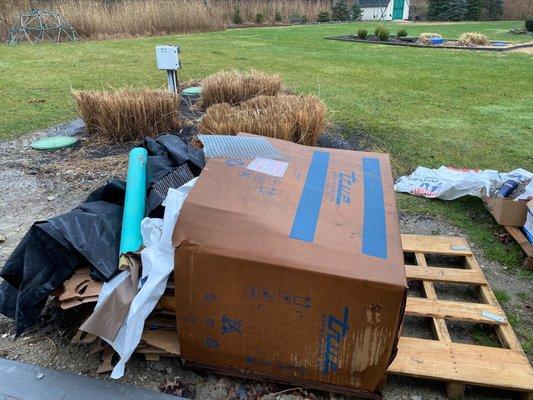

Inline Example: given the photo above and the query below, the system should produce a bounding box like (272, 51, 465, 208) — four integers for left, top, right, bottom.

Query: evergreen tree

(350, 2, 363, 21)
(427, 0, 466, 21)
(332, 0, 350, 21)
(446, 0, 467, 21)
(484, 0, 504, 20)
(427, 0, 446, 20)
(466, 0, 483, 20)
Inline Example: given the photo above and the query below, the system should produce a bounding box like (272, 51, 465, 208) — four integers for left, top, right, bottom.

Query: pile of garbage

(0, 133, 204, 377)
(0, 117, 406, 398)
(395, 166, 533, 249)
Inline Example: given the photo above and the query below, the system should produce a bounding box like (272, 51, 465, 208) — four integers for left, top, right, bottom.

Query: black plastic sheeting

(144, 134, 205, 217)
(0, 180, 126, 334)
(0, 134, 205, 334)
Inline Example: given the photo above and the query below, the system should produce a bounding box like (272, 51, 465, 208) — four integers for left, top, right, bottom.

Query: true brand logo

(322, 307, 350, 374)
(335, 171, 357, 206)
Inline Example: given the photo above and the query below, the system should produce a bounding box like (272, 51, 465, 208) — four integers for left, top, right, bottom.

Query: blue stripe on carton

(290, 151, 330, 242)
(362, 157, 388, 259)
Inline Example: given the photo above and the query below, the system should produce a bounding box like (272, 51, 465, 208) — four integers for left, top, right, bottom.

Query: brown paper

(80, 256, 140, 342)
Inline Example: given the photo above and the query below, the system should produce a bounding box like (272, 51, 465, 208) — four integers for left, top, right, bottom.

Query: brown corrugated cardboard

(483, 196, 528, 226)
(172, 134, 406, 397)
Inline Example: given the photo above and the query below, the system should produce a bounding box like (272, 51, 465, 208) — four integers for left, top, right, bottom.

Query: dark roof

(359, 0, 391, 7)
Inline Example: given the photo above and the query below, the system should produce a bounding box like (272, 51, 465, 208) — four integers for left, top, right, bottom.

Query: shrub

(255, 12, 266, 23)
(397, 28, 408, 37)
(332, 0, 350, 21)
(199, 94, 326, 146)
(350, 2, 362, 21)
(527, 19, 533, 32)
(200, 70, 284, 109)
(275, 10, 283, 22)
(289, 12, 308, 24)
(72, 89, 181, 142)
(357, 28, 368, 39)
(377, 26, 390, 41)
(317, 10, 330, 22)
(232, 6, 243, 24)
(457, 32, 490, 46)
(417, 32, 442, 44)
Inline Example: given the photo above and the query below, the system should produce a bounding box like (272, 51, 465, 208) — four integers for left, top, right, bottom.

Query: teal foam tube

(119, 147, 148, 256)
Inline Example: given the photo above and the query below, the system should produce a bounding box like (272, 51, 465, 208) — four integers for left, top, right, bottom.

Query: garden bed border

(326, 35, 533, 52)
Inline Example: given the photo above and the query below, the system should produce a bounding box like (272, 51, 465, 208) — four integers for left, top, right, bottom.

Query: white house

(359, 0, 410, 21)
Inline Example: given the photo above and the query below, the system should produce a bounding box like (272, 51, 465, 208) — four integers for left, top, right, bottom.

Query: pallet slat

(405, 265, 486, 284)
(504, 226, 533, 270)
(389, 337, 533, 392)
(401, 234, 471, 255)
(405, 298, 505, 324)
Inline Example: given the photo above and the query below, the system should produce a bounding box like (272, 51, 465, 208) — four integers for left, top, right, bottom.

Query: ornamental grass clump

(375, 24, 390, 41)
(200, 70, 284, 109)
(397, 28, 408, 37)
(72, 89, 180, 142)
(357, 28, 368, 39)
(199, 94, 326, 146)
(457, 32, 490, 46)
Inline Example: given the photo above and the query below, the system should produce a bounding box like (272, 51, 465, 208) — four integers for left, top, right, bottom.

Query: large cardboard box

(172, 135, 406, 397)
(483, 196, 528, 226)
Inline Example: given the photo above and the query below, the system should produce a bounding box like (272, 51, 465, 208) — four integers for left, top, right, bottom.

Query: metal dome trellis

(8, 9, 79, 45)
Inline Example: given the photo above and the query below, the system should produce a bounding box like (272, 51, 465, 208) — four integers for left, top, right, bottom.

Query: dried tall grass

(72, 89, 181, 142)
(417, 32, 442, 45)
(214, 0, 330, 24)
(0, 0, 331, 41)
(504, 0, 533, 20)
(200, 70, 284, 109)
(199, 94, 326, 146)
(457, 32, 490, 46)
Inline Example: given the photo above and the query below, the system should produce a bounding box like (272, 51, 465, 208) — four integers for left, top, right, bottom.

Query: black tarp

(0, 180, 125, 334)
(0, 134, 205, 334)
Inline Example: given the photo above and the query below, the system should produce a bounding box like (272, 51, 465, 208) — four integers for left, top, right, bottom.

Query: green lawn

(1, 21, 532, 269)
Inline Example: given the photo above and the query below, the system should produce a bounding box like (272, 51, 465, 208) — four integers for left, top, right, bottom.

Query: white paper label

(247, 158, 289, 178)
(480, 310, 506, 324)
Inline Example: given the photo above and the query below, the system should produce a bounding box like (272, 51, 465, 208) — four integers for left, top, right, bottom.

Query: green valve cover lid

(31, 136, 78, 151)
(182, 86, 202, 96)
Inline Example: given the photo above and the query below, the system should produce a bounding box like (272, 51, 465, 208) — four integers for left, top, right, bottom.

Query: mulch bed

(327, 35, 533, 52)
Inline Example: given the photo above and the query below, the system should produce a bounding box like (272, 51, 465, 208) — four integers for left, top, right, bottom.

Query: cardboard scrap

(141, 329, 181, 356)
(71, 330, 97, 344)
(483, 196, 528, 226)
(59, 267, 102, 310)
(96, 346, 115, 374)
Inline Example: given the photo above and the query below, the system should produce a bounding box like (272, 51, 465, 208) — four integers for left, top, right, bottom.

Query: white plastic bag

(103, 178, 197, 379)
(394, 166, 532, 200)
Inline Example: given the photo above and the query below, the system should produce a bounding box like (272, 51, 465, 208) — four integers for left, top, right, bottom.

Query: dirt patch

(0, 122, 531, 400)
(318, 124, 386, 154)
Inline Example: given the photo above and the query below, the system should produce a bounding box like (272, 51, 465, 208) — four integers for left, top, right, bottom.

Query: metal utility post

(155, 45, 180, 93)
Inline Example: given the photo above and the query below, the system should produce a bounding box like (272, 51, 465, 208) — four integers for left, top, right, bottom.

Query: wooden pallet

(504, 225, 533, 270)
(388, 234, 533, 400)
